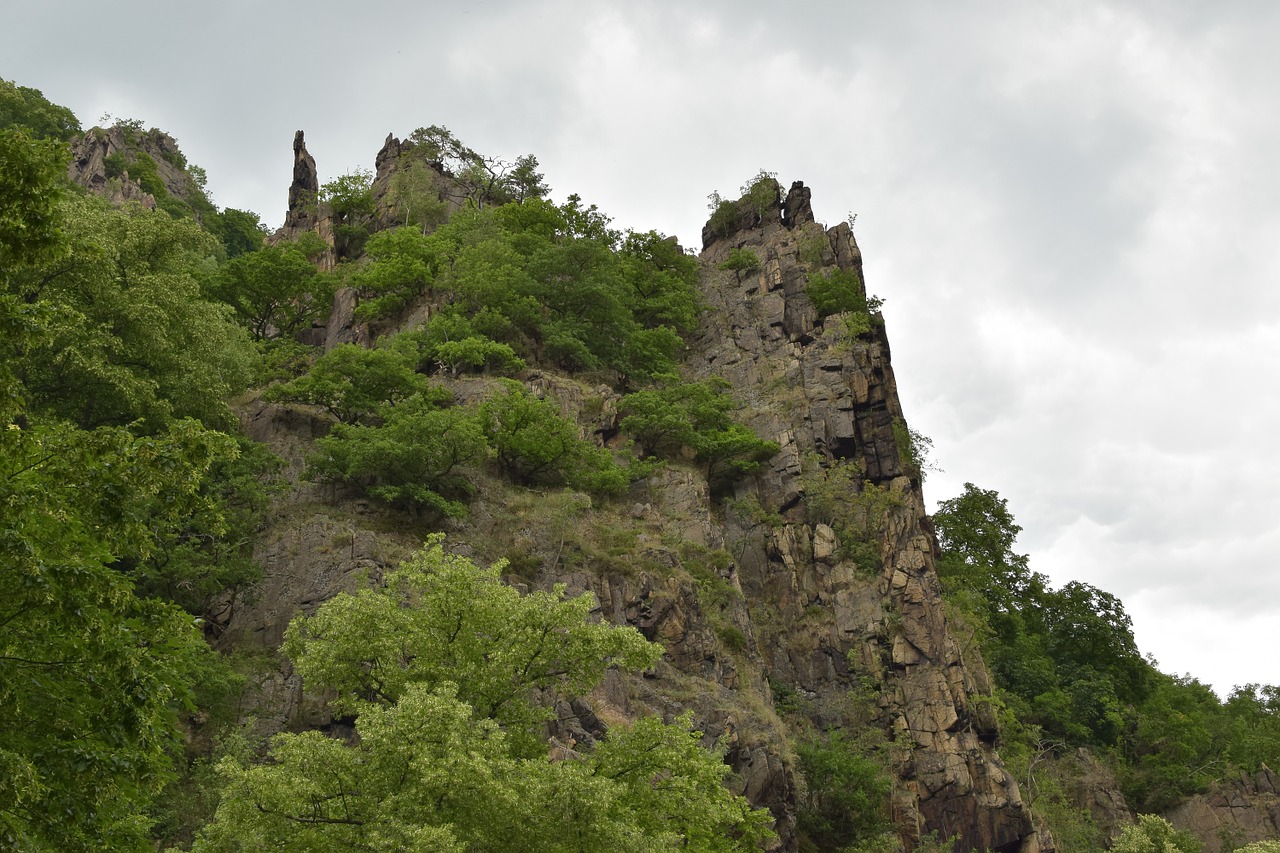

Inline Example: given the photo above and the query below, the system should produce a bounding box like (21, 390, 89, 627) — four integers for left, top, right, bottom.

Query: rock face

(283, 130, 320, 234)
(1167, 767, 1280, 852)
(66, 124, 195, 209)
(691, 179, 1037, 851)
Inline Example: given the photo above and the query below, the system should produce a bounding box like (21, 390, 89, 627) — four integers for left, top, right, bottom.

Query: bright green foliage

(205, 207, 267, 258)
(480, 381, 630, 494)
(0, 128, 69, 269)
(263, 343, 430, 423)
(10, 194, 255, 430)
(1236, 843, 1280, 852)
(795, 730, 894, 852)
(307, 392, 485, 517)
(351, 196, 697, 383)
(321, 168, 375, 257)
(620, 230, 701, 331)
(0, 78, 81, 140)
(193, 540, 772, 851)
(209, 239, 328, 340)
(739, 171, 779, 218)
(390, 311, 526, 376)
(619, 377, 779, 492)
(1111, 815, 1202, 853)
(718, 247, 761, 281)
(0, 419, 238, 850)
(806, 267, 883, 322)
(285, 537, 661, 741)
(0, 119, 264, 849)
(354, 225, 444, 319)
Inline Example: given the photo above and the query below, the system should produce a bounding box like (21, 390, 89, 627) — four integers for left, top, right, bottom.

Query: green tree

(192, 539, 773, 851)
(263, 343, 430, 423)
(718, 247, 761, 282)
(307, 393, 485, 517)
(0, 419, 239, 850)
(795, 730, 894, 851)
(480, 380, 628, 494)
(0, 128, 69, 270)
(10, 194, 255, 430)
(620, 378, 778, 492)
(0, 78, 80, 140)
(806, 267, 882, 321)
(320, 168, 375, 257)
(1111, 815, 1202, 853)
(210, 240, 326, 340)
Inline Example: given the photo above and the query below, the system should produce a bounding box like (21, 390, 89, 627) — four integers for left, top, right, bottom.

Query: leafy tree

(0, 128, 69, 269)
(620, 378, 778, 492)
(0, 78, 80, 140)
(806, 267, 882, 321)
(388, 156, 448, 233)
(209, 239, 327, 340)
(10, 194, 255, 430)
(1111, 815, 1201, 853)
(320, 168, 375, 257)
(353, 225, 446, 320)
(0, 419, 239, 850)
(307, 392, 485, 517)
(192, 540, 773, 850)
(207, 207, 267, 258)
(795, 730, 894, 852)
(262, 343, 430, 423)
(480, 380, 629, 494)
(620, 229, 701, 332)
(718, 247, 761, 282)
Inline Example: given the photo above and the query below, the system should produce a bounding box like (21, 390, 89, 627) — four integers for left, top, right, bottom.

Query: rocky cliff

(220, 140, 1043, 851)
(67, 123, 203, 210)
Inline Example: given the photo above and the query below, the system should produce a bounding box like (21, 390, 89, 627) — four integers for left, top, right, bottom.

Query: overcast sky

(7, 1, 1279, 694)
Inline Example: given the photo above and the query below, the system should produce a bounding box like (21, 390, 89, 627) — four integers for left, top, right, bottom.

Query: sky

(6, 0, 1279, 694)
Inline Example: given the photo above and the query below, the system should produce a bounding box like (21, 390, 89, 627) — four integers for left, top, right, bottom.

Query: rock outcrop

(691, 179, 1037, 851)
(1167, 767, 1280, 852)
(66, 124, 196, 209)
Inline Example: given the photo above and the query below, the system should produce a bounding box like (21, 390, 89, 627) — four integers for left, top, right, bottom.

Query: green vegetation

(934, 482, 1280, 842)
(718, 247, 761, 281)
(619, 377, 779, 494)
(1112, 815, 1202, 853)
(208, 235, 330, 340)
(806, 266, 882, 322)
(263, 342, 432, 423)
(0, 121, 266, 849)
(0, 78, 81, 140)
(795, 730, 895, 853)
(189, 539, 774, 851)
(348, 194, 698, 386)
(803, 456, 904, 573)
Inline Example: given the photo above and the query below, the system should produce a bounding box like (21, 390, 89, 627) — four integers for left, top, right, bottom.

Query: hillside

(4, 76, 1280, 852)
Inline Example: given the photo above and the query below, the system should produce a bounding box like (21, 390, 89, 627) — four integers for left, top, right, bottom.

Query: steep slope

(689, 181, 1037, 851)
(219, 138, 1041, 851)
